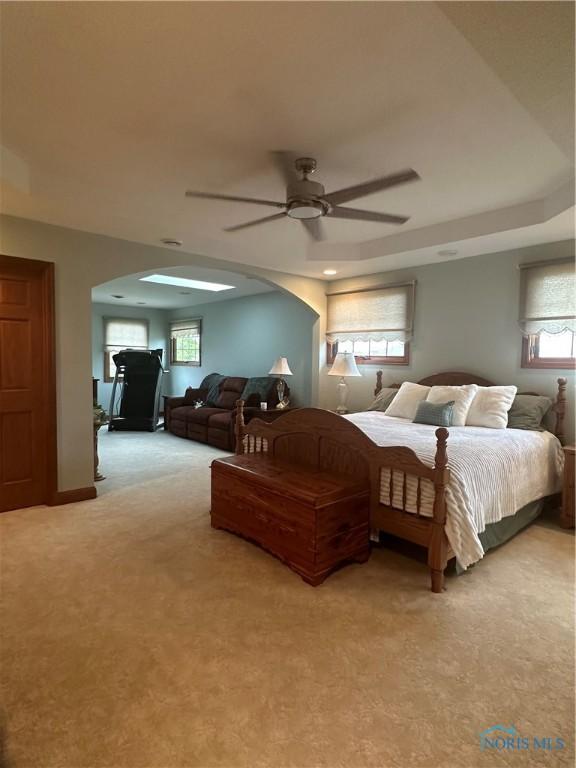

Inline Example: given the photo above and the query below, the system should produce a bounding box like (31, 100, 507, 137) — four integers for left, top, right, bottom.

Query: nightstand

(560, 446, 575, 529)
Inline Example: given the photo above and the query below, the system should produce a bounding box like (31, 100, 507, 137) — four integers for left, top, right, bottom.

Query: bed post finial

(434, 427, 449, 471)
(429, 427, 450, 593)
(375, 370, 383, 397)
(555, 377, 567, 445)
(235, 399, 246, 455)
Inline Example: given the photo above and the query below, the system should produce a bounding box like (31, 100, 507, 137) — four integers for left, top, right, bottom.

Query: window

(103, 317, 149, 382)
(519, 259, 575, 369)
(170, 319, 202, 366)
(326, 282, 414, 365)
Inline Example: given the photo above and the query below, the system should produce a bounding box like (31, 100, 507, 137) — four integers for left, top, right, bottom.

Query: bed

(233, 372, 567, 592)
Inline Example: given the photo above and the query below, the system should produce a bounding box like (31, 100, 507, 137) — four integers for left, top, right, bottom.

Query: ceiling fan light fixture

(286, 199, 325, 220)
(185, 155, 419, 241)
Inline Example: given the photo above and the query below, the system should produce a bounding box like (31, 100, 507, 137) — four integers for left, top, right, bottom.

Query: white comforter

(344, 413, 564, 568)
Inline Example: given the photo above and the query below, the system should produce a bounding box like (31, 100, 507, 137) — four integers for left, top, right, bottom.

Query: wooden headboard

(374, 370, 568, 444)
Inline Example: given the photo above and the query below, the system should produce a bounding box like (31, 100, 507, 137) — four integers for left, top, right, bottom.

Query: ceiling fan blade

(270, 150, 301, 184)
(300, 217, 326, 241)
(224, 212, 286, 233)
(324, 169, 420, 206)
(328, 206, 409, 225)
(186, 190, 285, 209)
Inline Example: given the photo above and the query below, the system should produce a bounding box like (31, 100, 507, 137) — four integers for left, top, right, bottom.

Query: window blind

(519, 259, 576, 335)
(326, 282, 415, 344)
(170, 318, 201, 339)
(104, 318, 149, 348)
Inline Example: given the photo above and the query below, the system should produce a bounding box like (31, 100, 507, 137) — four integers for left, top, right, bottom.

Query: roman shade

(326, 282, 415, 344)
(170, 318, 202, 338)
(519, 259, 576, 336)
(104, 318, 148, 348)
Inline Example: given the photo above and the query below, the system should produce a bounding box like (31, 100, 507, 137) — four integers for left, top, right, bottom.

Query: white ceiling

(0, 2, 574, 280)
(92, 266, 274, 309)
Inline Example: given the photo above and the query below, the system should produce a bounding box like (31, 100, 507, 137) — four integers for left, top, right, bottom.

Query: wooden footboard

(234, 401, 452, 592)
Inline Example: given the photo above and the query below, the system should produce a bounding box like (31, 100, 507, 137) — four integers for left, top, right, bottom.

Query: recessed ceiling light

(137, 301, 147, 305)
(437, 249, 458, 257)
(111, 294, 125, 299)
(160, 238, 183, 247)
(140, 274, 234, 292)
(323, 269, 338, 276)
(179, 291, 191, 295)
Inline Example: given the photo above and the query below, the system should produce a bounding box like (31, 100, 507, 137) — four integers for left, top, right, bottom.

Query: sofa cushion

(186, 407, 225, 425)
(215, 377, 248, 410)
(208, 411, 233, 430)
(170, 405, 199, 421)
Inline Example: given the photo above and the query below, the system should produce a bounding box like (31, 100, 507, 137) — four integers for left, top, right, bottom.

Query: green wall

(168, 291, 316, 406)
(321, 239, 575, 441)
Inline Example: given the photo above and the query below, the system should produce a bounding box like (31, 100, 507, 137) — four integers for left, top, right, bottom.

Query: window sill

(521, 358, 576, 370)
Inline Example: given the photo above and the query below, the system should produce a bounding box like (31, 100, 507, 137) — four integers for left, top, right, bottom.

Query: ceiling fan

(185, 152, 420, 241)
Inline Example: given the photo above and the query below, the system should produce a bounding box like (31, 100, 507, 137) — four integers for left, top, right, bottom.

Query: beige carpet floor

(1, 430, 574, 768)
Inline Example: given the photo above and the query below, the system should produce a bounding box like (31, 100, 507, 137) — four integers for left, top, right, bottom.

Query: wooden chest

(211, 454, 370, 585)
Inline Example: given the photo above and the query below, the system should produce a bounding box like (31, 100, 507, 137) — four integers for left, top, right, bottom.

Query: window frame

(103, 317, 149, 383)
(327, 339, 410, 366)
(169, 319, 202, 367)
(521, 333, 576, 370)
(326, 280, 414, 367)
(519, 258, 575, 370)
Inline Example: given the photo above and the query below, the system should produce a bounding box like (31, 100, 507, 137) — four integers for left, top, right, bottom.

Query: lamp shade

(328, 352, 362, 377)
(268, 356, 293, 376)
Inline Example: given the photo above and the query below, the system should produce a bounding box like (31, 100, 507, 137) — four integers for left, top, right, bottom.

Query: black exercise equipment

(108, 349, 164, 432)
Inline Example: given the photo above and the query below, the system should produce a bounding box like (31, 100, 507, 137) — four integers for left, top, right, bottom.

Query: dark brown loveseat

(164, 373, 288, 451)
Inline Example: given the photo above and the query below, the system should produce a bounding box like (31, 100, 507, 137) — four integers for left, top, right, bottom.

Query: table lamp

(268, 356, 293, 408)
(328, 352, 361, 414)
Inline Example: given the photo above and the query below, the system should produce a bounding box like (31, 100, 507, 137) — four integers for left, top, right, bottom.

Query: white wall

(321, 240, 575, 441)
(91, 303, 170, 409)
(168, 291, 316, 406)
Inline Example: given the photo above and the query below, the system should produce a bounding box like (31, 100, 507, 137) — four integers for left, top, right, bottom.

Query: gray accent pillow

(507, 394, 553, 432)
(367, 387, 398, 412)
(413, 400, 455, 427)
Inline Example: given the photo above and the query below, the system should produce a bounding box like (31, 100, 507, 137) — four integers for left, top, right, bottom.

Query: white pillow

(385, 382, 431, 420)
(466, 385, 517, 429)
(426, 384, 478, 427)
